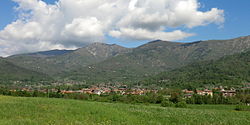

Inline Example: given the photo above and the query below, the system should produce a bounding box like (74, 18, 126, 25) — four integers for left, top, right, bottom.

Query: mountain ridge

(63, 35, 250, 83)
(2, 35, 250, 85)
(5, 42, 132, 75)
(0, 58, 51, 84)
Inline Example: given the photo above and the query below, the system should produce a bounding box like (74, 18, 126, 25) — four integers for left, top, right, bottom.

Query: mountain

(22, 49, 74, 57)
(6, 43, 131, 75)
(4, 35, 250, 84)
(0, 58, 50, 84)
(139, 50, 250, 88)
(63, 36, 250, 83)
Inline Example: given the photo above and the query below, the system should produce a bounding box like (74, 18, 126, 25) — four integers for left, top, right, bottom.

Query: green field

(0, 96, 250, 125)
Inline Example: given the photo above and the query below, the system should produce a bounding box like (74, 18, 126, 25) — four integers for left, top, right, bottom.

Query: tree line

(0, 87, 249, 109)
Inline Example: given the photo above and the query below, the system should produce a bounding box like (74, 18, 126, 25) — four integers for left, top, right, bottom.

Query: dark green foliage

(161, 100, 174, 107)
(169, 92, 183, 103)
(236, 92, 250, 104)
(6, 43, 131, 76)
(64, 36, 250, 83)
(235, 104, 250, 111)
(141, 50, 250, 88)
(3, 36, 250, 85)
(175, 101, 187, 108)
(0, 58, 51, 84)
(25, 49, 73, 57)
(184, 93, 247, 105)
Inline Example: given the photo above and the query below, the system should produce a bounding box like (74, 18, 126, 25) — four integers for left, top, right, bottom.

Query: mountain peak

(86, 42, 126, 49)
(138, 40, 183, 49)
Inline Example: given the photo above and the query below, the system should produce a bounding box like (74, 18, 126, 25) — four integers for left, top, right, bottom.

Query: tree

(161, 100, 174, 107)
(175, 101, 187, 108)
(32, 90, 38, 97)
(169, 92, 182, 103)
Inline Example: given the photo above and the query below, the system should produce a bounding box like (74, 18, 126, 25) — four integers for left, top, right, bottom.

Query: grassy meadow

(0, 95, 250, 125)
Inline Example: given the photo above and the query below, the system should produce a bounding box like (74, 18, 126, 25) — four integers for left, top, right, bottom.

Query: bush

(161, 100, 174, 107)
(175, 101, 187, 108)
(235, 104, 250, 111)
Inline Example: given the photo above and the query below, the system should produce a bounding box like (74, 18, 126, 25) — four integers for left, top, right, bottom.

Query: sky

(0, 0, 249, 56)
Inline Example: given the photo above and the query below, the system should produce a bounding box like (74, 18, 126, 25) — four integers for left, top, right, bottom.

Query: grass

(187, 104, 237, 111)
(0, 96, 250, 125)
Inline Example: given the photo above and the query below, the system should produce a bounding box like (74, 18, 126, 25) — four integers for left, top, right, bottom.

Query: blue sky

(184, 0, 250, 41)
(0, 0, 249, 56)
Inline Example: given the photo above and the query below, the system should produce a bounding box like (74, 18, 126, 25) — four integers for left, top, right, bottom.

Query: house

(103, 89, 111, 94)
(21, 88, 33, 92)
(244, 83, 250, 89)
(196, 89, 213, 96)
(61, 90, 74, 94)
(132, 90, 145, 95)
(112, 88, 125, 94)
(92, 89, 102, 95)
(182, 89, 194, 98)
(82, 88, 92, 94)
(221, 89, 236, 97)
(9, 89, 17, 92)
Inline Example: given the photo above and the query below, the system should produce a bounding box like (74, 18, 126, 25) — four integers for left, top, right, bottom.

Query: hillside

(12, 49, 74, 58)
(140, 50, 250, 88)
(0, 96, 249, 125)
(6, 43, 131, 75)
(4, 36, 250, 84)
(0, 58, 50, 84)
(64, 36, 250, 83)
(24, 49, 74, 57)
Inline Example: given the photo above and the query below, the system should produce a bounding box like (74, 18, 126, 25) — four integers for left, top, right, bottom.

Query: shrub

(235, 104, 250, 111)
(161, 100, 174, 107)
(175, 101, 187, 108)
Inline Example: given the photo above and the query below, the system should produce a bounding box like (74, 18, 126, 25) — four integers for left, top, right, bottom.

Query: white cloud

(110, 28, 194, 41)
(0, 0, 224, 56)
(61, 17, 105, 44)
(0, 21, 42, 40)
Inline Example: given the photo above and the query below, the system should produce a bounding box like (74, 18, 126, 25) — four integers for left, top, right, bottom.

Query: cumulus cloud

(61, 17, 105, 46)
(0, 0, 224, 56)
(109, 28, 194, 41)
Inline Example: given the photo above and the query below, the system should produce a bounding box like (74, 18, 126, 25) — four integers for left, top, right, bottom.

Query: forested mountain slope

(0, 58, 50, 84)
(64, 36, 250, 83)
(140, 50, 250, 88)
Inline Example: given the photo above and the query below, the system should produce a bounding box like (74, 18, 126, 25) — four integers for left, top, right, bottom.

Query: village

(14, 83, 250, 98)
(2, 83, 250, 107)
(182, 88, 237, 98)
(19, 84, 158, 96)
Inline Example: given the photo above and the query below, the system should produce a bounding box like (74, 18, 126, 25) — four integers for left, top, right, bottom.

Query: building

(196, 89, 213, 96)
(221, 89, 236, 97)
(182, 89, 194, 98)
(92, 90, 102, 95)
